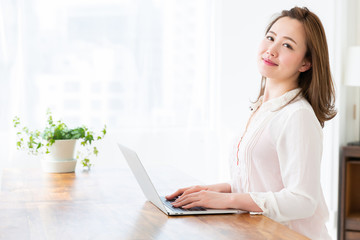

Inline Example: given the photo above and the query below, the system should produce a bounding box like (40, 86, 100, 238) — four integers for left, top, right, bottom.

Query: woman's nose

(266, 45, 278, 58)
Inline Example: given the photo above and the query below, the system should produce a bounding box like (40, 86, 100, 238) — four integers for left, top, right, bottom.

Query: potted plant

(13, 109, 106, 173)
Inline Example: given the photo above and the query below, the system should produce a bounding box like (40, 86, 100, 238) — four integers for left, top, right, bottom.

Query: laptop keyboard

(161, 197, 206, 213)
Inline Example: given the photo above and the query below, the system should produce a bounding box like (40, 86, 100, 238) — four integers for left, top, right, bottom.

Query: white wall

(342, 0, 360, 147)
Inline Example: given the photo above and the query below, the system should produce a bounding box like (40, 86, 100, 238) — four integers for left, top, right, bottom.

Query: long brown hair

(256, 7, 337, 127)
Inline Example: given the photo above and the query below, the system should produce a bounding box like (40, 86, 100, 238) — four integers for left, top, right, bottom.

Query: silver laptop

(118, 143, 241, 216)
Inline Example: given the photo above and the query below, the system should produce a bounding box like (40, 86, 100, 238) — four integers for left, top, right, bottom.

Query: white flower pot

(42, 139, 78, 173)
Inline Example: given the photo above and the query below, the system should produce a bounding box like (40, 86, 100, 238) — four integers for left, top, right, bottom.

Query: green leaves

(93, 147, 99, 156)
(41, 110, 92, 143)
(82, 158, 91, 168)
(68, 127, 85, 139)
(13, 109, 107, 170)
(13, 116, 20, 128)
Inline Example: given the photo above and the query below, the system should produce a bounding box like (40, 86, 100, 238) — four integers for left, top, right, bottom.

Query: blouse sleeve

(249, 108, 323, 223)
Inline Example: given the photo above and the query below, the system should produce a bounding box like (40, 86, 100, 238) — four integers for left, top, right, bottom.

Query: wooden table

(0, 166, 309, 240)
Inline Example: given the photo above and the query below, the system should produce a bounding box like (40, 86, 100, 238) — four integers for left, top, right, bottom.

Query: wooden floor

(0, 166, 309, 240)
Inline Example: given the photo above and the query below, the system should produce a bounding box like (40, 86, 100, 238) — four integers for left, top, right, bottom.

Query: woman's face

(257, 17, 311, 85)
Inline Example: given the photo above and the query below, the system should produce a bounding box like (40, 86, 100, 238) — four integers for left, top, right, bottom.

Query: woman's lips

(263, 58, 278, 66)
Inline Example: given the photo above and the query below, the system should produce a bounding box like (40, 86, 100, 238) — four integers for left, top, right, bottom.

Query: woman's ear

(299, 59, 312, 72)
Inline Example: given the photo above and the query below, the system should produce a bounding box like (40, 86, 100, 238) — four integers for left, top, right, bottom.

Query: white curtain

(0, 0, 25, 170)
(1, 0, 222, 181)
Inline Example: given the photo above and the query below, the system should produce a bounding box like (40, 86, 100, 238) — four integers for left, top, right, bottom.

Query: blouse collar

(250, 88, 302, 112)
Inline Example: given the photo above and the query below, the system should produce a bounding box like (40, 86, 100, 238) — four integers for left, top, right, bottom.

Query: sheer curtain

(0, 0, 24, 171)
(1, 0, 221, 182)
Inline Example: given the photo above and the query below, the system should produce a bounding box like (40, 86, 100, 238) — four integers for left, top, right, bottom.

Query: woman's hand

(171, 190, 231, 209)
(166, 184, 262, 212)
(165, 183, 232, 201)
(165, 183, 235, 209)
(165, 185, 209, 201)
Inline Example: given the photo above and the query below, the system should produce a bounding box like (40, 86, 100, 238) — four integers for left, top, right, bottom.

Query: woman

(166, 6, 336, 239)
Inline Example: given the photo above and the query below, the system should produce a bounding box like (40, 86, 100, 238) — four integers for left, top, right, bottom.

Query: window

(11, 0, 215, 130)
(2, 0, 219, 181)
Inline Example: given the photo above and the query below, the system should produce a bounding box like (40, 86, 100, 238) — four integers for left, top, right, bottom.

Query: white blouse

(230, 88, 331, 240)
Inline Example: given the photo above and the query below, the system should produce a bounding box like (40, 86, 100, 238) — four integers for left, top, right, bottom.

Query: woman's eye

(283, 43, 293, 49)
(266, 36, 274, 41)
